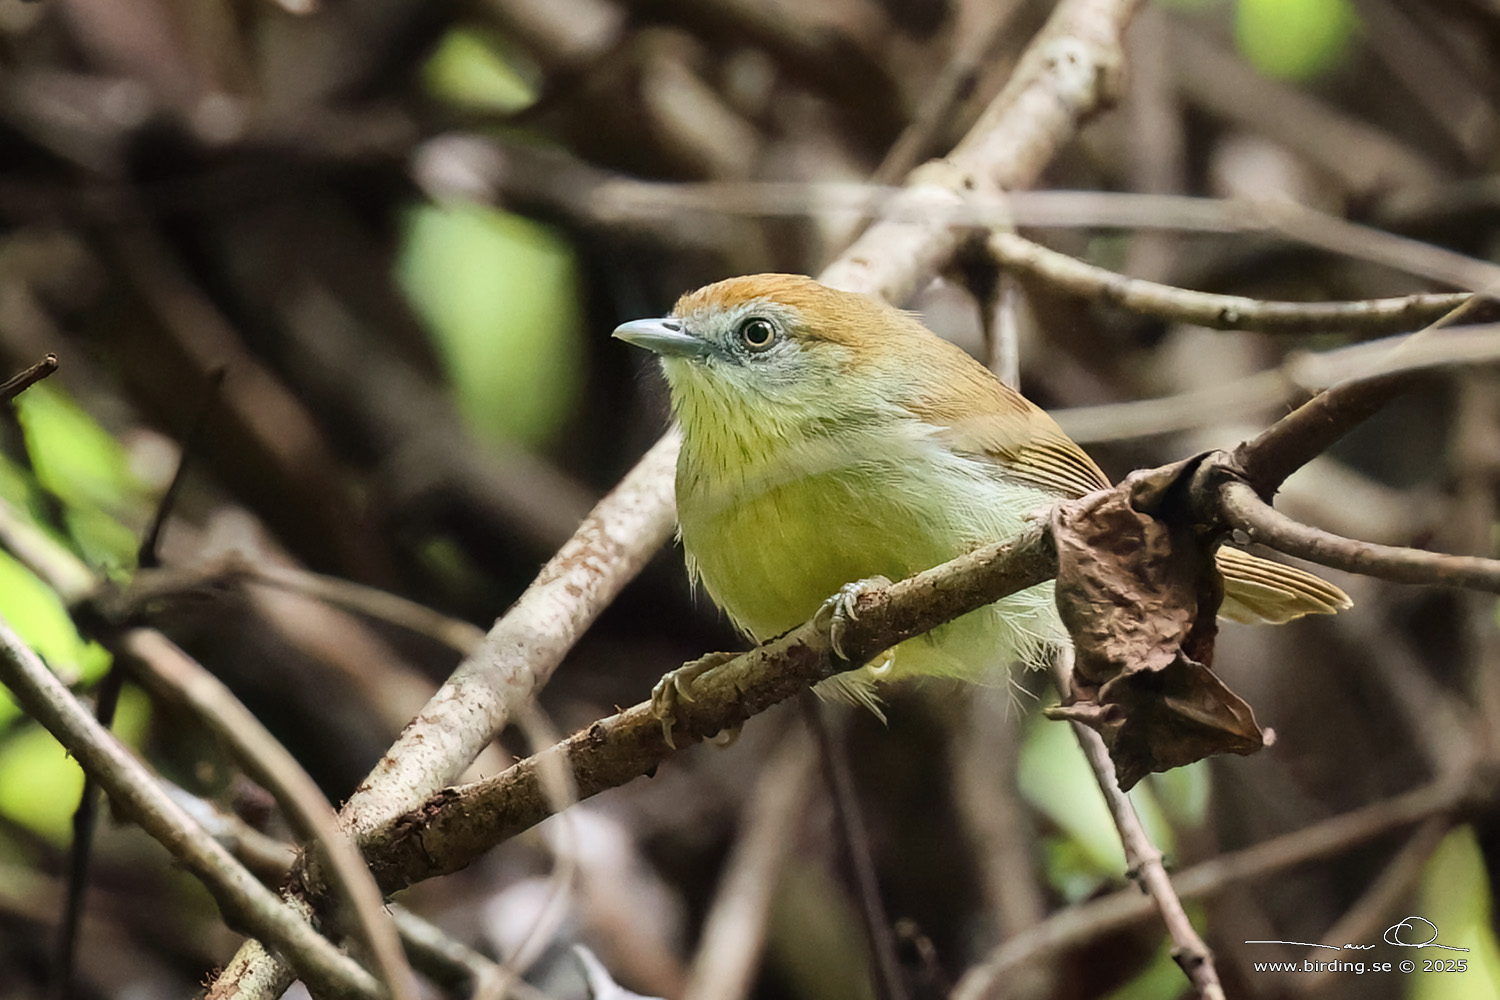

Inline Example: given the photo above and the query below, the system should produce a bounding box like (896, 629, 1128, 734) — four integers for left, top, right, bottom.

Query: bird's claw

(818, 576, 893, 662)
(650, 650, 740, 748)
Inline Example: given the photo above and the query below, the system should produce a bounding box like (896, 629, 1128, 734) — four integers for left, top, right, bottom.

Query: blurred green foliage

(1103, 935, 1193, 1000)
(1411, 826, 1500, 1000)
(397, 202, 586, 450)
(1235, 0, 1358, 81)
(423, 26, 538, 114)
(0, 381, 156, 843)
(1018, 715, 1179, 902)
(769, 858, 877, 1000)
(12, 384, 149, 572)
(0, 685, 150, 843)
(0, 552, 110, 727)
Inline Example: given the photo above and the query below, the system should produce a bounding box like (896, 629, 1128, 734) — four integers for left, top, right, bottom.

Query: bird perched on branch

(615, 274, 1348, 719)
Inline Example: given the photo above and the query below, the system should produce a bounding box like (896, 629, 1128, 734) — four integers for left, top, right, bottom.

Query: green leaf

(14, 384, 142, 513)
(1147, 758, 1212, 830)
(0, 553, 110, 727)
(397, 202, 585, 448)
(424, 28, 537, 114)
(768, 858, 877, 1000)
(1236, 0, 1358, 81)
(0, 685, 150, 844)
(11, 384, 148, 572)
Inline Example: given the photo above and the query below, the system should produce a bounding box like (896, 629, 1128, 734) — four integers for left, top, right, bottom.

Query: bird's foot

(817, 576, 893, 662)
(650, 649, 740, 749)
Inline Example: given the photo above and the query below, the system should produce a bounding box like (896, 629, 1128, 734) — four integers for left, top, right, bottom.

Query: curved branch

(989, 230, 1471, 334)
(1220, 480, 1500, 591)
(1232, 295, 1495, 494)
(821, 0, 1142, 301)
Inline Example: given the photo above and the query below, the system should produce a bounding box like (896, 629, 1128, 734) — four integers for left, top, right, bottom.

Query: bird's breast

(675, 429, 1052, 642)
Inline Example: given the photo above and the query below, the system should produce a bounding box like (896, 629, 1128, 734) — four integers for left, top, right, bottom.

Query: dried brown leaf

(1047, 461, 1267, 789)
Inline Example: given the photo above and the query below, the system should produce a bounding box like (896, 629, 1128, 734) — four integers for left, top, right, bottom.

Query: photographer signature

(1246, 916, 1469, 952)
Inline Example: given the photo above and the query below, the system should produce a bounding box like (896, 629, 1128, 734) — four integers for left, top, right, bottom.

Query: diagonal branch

(0, 617, 385, 1000)
(117, 628, 420, 1000)
(1055, 651, 1224, 1000)
(344, 528, 1058, 894)
(0, 353, 58, 402)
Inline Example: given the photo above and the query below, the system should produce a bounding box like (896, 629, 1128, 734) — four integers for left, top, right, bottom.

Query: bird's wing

(1214, 546, 1351, 623)
(914, 367, 1111, 499)
(900, 343, 1349, 621)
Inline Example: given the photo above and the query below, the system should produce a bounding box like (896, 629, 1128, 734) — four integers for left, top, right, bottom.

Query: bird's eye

(738, 317, 778, 352)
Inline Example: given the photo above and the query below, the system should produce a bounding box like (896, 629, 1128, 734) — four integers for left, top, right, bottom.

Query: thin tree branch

(1219, 479, 1500, 591)
(349, 527, 1058, 894)
(1228, 293, 1491, 493)
(681, 728, 817, 1000)
(0, 353, 58, 402)
(1291, 817, 1451, 996)
(821, 0, 1143, 301)
(1054, 322, 1500, 443)
(0, 616, 385, 1000)
(1231, 372, 1416, 496)
(52, 663, 123, 1000)
(332, 426, 680, 842)
(805, 699, 909, 1000)
(159, 782, 537, 1000)
(989, 230, 1472, 334)
(1053, 649, 1225, 1000)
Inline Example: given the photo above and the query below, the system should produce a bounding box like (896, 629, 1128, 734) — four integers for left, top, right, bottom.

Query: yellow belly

(675, 441, 1066, 689)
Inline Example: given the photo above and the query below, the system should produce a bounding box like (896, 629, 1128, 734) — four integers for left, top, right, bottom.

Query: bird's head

(613, 274, 938, 435)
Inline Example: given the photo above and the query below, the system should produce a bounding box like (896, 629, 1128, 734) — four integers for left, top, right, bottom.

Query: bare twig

(952, 689, 1055, 999)
(1291, 817, 1452, 996)
(1169, 19, 1439, 196)
(1052, 649, 1225, 1000)
(158, 783, 532, 1000)
(868, 1, 1024, 185)
(989, 230, 1472, 334)
(0, 353, 58, 402)
(137, 366, 224, 570)
(243, 562, 486, 653)
(52, 664, 123, 1000)
(821, 0, 1142, 302)
(1219, 479, 1500, 591)
(334, 426, 679, 842)
(0, 616, 385, 1000)
(1054, 322, 1500, 443)
(352, 528, 1058, 893)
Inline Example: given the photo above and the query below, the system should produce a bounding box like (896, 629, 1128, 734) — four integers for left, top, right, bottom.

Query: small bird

(615, 274, 1348, 716)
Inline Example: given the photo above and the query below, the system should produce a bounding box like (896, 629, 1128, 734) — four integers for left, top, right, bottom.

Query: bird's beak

(612, 318, 713, 359)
